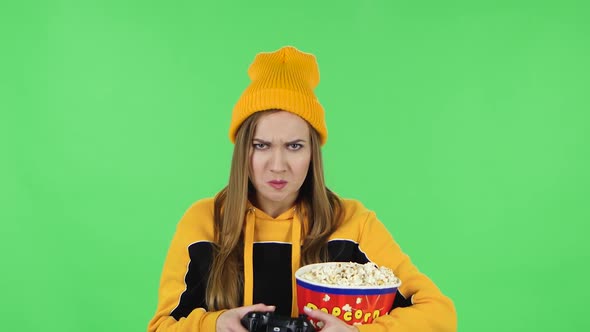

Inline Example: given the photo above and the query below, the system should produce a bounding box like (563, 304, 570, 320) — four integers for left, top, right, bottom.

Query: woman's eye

(253, 143, 267, 150)
(288, 143, 303, 150)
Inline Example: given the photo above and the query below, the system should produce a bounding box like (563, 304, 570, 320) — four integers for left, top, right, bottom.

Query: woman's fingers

(216, 304, 276, 332)
(237, 303, 276, 316)
(303, 306, 339, 324)
(303, 307, 358, 331)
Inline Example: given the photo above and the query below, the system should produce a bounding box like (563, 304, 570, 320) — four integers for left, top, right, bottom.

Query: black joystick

(241, 311, 316, 332)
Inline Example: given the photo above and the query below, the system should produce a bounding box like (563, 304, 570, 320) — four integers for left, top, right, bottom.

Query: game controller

(241, 311, 316, 332)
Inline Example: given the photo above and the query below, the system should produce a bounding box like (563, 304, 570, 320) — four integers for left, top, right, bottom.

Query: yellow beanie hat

(229, 46, 327, 145)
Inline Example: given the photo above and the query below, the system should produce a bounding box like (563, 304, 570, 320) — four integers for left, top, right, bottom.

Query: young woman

(147, 46, 457, 332)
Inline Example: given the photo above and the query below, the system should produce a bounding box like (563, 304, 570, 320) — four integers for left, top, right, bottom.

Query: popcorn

(299, 262, 400, 287)
(322, 294, 330, 302)
(356, 297, 362, 304)
(342, 304, 352, 312)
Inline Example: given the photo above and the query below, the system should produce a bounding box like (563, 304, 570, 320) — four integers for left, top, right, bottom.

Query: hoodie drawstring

(243, 208, 256, 307)
(242, 207, 303, 318)
(290, 211, 302, 317)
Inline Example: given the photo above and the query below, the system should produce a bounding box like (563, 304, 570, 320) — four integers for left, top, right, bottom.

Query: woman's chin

(260, 192, 296, 206)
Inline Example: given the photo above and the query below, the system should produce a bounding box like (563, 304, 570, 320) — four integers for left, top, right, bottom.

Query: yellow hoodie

(147, 197, 457, 331)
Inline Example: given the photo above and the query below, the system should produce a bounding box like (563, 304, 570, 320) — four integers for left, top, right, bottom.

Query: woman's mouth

(268, 180, 287, 189)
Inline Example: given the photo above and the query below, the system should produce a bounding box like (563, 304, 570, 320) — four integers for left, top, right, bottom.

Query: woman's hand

(216, 303, 276, 332)
(303, 307, 359, 332)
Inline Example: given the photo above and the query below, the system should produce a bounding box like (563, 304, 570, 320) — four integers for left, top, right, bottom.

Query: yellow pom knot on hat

(229, 46, 327, 145)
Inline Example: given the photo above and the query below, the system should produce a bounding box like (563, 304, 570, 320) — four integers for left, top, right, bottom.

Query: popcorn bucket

(295, 262, 401, 330)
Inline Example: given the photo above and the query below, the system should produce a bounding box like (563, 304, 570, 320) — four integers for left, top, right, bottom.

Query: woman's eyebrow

(252, 138, 271, 144)
(252, 138, 307, 144)
(286, 139, 306, 144)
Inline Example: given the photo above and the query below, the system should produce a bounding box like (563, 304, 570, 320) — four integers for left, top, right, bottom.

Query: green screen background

(2, 1, 589, 331)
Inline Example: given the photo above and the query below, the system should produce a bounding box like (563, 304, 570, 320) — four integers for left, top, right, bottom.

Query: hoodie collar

(247, 202, 297, 221)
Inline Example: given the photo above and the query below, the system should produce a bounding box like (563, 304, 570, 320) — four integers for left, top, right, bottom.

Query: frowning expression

(249, 111, 312, 216)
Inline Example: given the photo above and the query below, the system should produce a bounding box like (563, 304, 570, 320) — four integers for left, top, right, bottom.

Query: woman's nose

(269, 150, 287, 172)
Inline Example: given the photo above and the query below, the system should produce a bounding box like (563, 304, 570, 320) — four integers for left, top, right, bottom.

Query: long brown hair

(206, 110, 343, 310)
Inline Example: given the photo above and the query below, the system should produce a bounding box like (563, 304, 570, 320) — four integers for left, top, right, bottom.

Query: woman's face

(249, 111, 312, 216)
